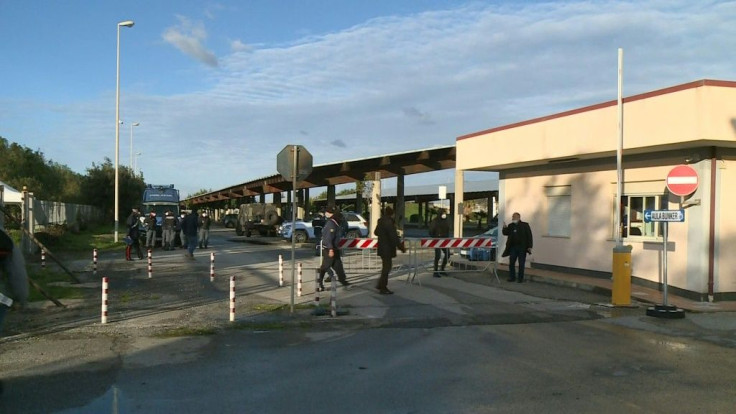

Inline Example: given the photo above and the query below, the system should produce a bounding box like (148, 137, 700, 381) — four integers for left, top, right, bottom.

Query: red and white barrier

(147, 249, 152, 278)
(229, 276, 235, 322)
(210, 252, 215, 282)
(101, 277, 109, 324)
(419, 238, 494, 249)
(41, 249, 46, 269)
(93, 249, 98, 276)
(338, 238, 378, 249)
(278, 255, 284, 287)
(297, 262, 303, 297)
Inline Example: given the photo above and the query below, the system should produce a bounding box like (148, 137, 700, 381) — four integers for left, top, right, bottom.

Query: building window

(615, 194, 664, 239)
(545, 186, 571, 237)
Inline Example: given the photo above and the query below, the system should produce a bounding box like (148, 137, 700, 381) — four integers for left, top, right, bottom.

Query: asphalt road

(1, 227, 735, 413)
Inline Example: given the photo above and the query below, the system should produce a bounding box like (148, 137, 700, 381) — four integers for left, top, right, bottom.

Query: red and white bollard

(93, 248, 98, 276)
(41, 249, 46, 269)
(210, 252, 215, 282)
(297, 262, 303, 297)
(147, 249, 152, 279)
(229, 276, 236, 322)
(278, 255, 284, 287)
(101, 277, 109, 324)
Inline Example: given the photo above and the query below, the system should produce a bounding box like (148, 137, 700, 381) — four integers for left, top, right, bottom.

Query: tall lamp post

(115, 19, 135, 242)
(134, 152, 142, 176)
(129, 122, 140, 170)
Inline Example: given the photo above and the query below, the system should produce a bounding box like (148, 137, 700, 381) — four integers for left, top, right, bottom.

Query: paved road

(1, 227, 735, 413)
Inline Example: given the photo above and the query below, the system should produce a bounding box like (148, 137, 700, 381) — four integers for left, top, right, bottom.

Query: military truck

(235, 203, 283, 237)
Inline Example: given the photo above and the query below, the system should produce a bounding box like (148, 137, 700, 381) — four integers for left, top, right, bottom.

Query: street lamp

(114, 19, 134, 243)
(129, 122, 140, 170)
(134, 152, 142, 176)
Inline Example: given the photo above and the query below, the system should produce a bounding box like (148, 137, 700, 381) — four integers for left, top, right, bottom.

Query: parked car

(310, 211, 369, 239)
(278, 219, 316, 243)
(221, 213, 238, 228)
(459, 227, 498, 261)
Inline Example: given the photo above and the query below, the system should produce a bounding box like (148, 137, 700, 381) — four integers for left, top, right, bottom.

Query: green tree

(81, 158, 145, 221)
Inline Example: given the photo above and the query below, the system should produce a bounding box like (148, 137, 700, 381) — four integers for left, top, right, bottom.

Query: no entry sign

(666, 165, 698, 196)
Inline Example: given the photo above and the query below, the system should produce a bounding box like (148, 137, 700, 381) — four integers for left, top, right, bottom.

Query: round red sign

(666, 165, 699, 196)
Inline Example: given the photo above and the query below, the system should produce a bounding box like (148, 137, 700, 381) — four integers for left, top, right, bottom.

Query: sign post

(277, 145, 313, 314)
(644, 165, 697, 319)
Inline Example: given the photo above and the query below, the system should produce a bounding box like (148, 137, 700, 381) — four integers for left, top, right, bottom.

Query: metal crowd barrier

(406, 237, 500, 285)
(316, 237, 499, 285)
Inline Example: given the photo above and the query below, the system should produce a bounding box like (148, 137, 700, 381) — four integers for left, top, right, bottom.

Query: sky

(1, 0, 735, 198)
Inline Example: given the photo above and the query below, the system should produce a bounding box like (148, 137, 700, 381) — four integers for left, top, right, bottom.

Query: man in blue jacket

(316, 206, 350, 291)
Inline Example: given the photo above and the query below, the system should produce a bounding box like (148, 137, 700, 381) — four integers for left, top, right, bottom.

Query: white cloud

(230, 39, 252, 52)
(162, 15, 219, 67)
(5, 0, 736, 197)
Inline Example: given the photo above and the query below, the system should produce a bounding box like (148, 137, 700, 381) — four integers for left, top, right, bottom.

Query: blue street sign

(644, 209, 685, 223)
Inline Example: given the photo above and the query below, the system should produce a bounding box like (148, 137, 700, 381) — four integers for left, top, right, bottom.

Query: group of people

(125, 207, 212, 261)
(317, 205, 534, 294)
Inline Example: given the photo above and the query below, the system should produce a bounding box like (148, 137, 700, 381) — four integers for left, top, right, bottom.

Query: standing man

(181, 209, 199, 259)
(125, 207, 143, 261)
(501, 212, 533, 283)
(1, 227, 28, 394)
(316, 206, 350, 291)
(374, 206, 405, 294)
(162, 211, 176, 250)
(198, 211, 211, 249)
(429, 210, 450, 278)
(144, 211, 157, 249)
(177, 211, 187, 249)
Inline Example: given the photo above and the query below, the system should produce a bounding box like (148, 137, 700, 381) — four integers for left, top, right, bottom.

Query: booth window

(546, 186, 571, 237)
(614, 194, 663, 239)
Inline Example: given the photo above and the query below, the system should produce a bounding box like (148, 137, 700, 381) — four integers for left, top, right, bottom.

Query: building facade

(456, 80, 736, 301)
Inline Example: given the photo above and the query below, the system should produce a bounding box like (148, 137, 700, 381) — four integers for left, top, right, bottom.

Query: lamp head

(132, 122, 140, 127)
(118, 20, 135, 28)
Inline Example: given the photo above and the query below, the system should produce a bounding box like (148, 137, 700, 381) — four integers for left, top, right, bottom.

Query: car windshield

(483, 227, 498, 237)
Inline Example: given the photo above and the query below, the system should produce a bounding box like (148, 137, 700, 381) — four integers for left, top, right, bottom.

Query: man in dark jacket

(317, 206, 350, 291)
(125, 207, 143, 261)
(501, 212, 533, 283)
(428, 211, 450, 277)
(144, 211, 157, 248)
(374, 206, 405, 294)
(198, 212, 211, 249)
(181, 210, 199, 259)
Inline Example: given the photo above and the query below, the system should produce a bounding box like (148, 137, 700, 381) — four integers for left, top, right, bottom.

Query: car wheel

(294, 230, 308, 243)
(346, 229, 360, 239)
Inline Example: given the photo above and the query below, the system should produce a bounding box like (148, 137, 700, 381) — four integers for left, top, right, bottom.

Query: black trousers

(377, 256, 392, 290)
(318, 249, 347, 284)
(433, 248, 449, 271)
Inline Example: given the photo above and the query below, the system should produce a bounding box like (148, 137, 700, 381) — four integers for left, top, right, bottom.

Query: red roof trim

(457, 79, 736, 141)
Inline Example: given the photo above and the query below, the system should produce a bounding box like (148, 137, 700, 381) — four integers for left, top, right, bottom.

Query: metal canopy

(186, 145, 456, 206)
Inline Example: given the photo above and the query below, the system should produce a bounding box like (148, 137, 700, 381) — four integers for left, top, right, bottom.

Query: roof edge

(457, 79, 736, 141)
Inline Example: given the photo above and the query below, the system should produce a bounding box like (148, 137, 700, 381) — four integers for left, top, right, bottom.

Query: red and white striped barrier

(338, 238, 378, 249)
(229, 276, 235, 322)
(101, 277, 109, 324)
(93, 249, 98, 276)
(210, 252, 215, 282)
(41, 249, 46, 269)
(297, 262, 303, 297)
(278, 255, 284, 287)
(147, 249, 152, 278)
(418, 238, 494, 249)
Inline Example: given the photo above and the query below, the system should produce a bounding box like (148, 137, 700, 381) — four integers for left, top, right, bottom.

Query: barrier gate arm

(406, 237, 500, 285)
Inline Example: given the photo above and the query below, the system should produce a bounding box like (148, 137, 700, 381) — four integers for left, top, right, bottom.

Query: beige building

(455, 79, 736, 301)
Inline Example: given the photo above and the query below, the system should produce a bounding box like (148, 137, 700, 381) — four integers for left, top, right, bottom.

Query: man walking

(162, 211, 176, 250)
(428, 211, 450, 277)
(374, 206, 405, 294)
(316, 206, 350, 291)
(501, 212, 533, 283)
